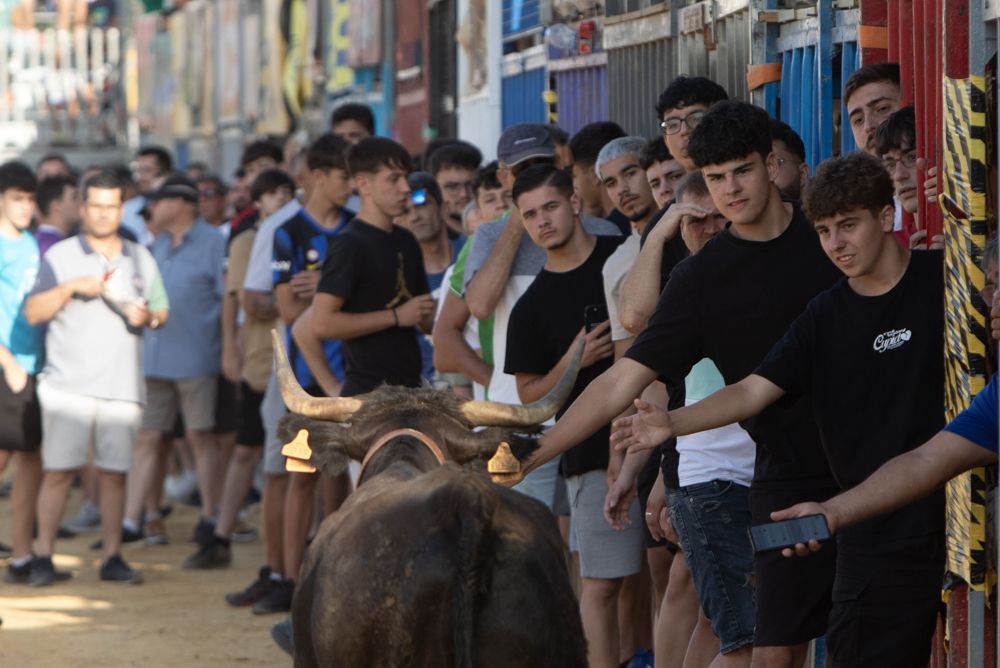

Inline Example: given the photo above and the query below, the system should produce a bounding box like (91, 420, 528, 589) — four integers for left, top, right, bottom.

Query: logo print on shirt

(385, 252, 413, 308)
(305, 248, 321, 270)
(872, 328, 912, 353)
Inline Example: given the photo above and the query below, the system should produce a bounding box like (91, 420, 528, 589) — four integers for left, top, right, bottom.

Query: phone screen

(748, 514, 830, 552)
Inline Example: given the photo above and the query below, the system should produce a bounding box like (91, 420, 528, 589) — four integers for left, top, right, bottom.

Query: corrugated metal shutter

(550, 54, 608, 136)
(607, 37, 675, 136)
(501, 46, 548, 126)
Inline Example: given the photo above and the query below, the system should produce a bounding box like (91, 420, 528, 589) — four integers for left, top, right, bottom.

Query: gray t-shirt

(463, 213, 620, 407)
(32, 236, 168, 404)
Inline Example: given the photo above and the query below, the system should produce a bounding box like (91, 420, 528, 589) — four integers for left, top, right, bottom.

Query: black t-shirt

(316, 218, 430, 396)
(756, 250, 945, 545)
(640, 203, 691, 291)
(505, 235, 626, 477)
(625, 204, 842, 488)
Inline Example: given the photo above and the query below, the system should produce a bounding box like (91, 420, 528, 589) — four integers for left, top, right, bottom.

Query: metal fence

(550, 53, 608, 136)
(501, 45, 549, 126)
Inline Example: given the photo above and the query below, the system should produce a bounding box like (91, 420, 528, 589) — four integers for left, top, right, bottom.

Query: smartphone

(583, 304, 608, 332)
(748, 514, 831, 552)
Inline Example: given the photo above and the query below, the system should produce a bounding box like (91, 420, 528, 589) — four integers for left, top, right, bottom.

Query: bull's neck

(358, 441, 442, 486)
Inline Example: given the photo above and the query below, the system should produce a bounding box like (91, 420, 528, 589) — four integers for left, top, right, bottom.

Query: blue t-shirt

(0, 231, 41, 373)
(272, 209, 352, 390)
(944, 374, 998, 453)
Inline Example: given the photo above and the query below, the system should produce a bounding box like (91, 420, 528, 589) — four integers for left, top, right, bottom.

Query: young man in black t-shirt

(312, 137, 435, 396)
(502, 165, 630, 668)
(614, 152, 946, 666)
(520, 101, 842, 667)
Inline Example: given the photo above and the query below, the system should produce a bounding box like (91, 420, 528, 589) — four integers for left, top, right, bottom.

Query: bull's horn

(461, 338, 585, 426)
(271, 329, 362, 421)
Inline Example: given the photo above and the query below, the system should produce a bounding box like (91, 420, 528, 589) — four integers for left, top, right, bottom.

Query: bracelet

(391, 308, 398, 327)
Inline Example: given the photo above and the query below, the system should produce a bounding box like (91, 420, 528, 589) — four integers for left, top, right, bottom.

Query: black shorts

(637, 450, 677, 552)
(236, 382, 265, 447)
(0, 374, 41, 453)
(827, 534, 944, 667)
(214, 376, 239, 434)
(750, 482, 839, 647)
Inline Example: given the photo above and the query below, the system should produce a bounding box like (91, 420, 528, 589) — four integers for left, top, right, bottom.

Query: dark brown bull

(271, 332, 587, 668)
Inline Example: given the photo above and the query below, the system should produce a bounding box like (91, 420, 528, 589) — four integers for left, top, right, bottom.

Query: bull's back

(293, 466, 585, 668)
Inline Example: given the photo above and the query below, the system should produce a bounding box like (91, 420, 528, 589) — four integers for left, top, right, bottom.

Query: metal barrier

(0, 26, 122, 148)
(550, 52, 608, 136)
(501, 45, 549, 127)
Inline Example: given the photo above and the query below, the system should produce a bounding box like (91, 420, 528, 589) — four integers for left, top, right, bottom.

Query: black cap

(496, 123, 556, 167)
(146, 173, 199, 203)
(406, 171, 443, 205)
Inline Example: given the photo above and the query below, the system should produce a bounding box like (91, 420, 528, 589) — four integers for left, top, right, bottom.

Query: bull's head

(271, 330, 583, 484)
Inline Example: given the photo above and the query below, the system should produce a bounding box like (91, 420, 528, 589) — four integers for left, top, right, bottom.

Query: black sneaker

(182, 538, 232, 570)
(29, 556, 56, 587)
(90, 526, 145, 551)
(100, 554, 144, 584)
(190, 517, 217, 547)
(271, 617, 294, 657)
(6, 557, 72, 584)
(251, 578, 294, 615)
(0, 541, 11, 559)
(225, 566, 272, 607)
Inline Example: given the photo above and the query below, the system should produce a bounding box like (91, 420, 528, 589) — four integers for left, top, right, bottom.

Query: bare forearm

(292, 311, 343, 397)
(432, 323, 491, 385)
(24, 284, 72, 325)
(466, 221, 524, 319)
(313, 308, 394, 341)
(517, 357, 571, 405)
(618, 244, 665, 335)
(535, 358, 657, 466)
(671, 376, 777, 438)
(276, 285, 309, 326)
(221, 293, 239, 347)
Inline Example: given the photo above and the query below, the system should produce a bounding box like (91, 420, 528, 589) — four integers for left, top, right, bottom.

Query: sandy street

(0, 486, 290, 667)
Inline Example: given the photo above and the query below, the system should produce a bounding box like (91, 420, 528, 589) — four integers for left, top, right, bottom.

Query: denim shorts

(668, 479, 755, 654)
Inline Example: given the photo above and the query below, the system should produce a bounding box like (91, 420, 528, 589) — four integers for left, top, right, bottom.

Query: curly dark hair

(655, 76, 728, 118)
(873, 105, 915, 157)
(688, 101, 772, 168)
(803, 152, 895, 222)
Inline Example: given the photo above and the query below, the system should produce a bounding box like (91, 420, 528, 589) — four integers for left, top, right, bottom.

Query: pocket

(687, 479, 735, 500)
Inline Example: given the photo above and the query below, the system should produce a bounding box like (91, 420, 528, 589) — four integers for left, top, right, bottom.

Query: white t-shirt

(602, 230, 640, 342)
(676, 358, 756, 487)
(242, 199, 303, 292)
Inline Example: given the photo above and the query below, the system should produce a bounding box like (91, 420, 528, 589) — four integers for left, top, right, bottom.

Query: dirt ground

(0, 485, 290, 667)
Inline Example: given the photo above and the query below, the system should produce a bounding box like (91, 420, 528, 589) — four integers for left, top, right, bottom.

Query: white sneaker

(164, 470, 198, 502)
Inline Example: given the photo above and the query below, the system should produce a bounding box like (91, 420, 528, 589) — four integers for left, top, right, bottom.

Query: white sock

(122, 518, 141, 533)
(11, 554, 32, 568)
(269, 571, 284, 583)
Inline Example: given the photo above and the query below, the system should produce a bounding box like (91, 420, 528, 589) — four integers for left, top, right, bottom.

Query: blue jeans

(668, 480, 755, 654)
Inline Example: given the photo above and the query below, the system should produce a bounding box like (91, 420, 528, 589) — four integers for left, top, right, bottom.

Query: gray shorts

(142, 375, 217, 432)
(261, 371, 288, 475)
(512, 456, 560, 512)
(37, 381, 142, 473)
(567, 469, 644, 579)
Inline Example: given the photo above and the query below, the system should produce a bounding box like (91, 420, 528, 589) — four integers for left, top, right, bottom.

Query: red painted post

(861, 0, 889, 65)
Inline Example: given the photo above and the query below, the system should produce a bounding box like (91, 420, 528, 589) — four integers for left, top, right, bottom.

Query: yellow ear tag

(487, 442, 521, 474)
(282, 429, 313, 460)
(285, 457, 317, 474)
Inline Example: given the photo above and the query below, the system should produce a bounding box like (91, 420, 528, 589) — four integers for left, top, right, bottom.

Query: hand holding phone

(583, 303, 608, 333)
(748, 514, 831, 553)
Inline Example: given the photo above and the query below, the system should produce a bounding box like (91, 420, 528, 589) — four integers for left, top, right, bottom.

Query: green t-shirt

(448, 237, 494, 367)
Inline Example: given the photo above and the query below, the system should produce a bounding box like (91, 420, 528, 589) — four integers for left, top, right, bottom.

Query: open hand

(611, 398, 674, 454)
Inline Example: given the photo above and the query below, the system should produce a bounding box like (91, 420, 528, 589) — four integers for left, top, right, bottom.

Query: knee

(582, 577, 622, 603)
(233, 446, 260, 466)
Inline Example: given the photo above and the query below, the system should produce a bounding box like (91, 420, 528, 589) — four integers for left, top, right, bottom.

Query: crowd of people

(0, 62, 997, 667)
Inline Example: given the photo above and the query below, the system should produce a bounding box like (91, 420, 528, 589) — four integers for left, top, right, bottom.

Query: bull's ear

(278, 413, 356, 476)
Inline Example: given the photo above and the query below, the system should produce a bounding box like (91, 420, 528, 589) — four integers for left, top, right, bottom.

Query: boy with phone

(503, 165, 629, 668)
(612, 151, 946, 666)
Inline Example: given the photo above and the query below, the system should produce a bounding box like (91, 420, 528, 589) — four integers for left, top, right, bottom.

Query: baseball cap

(406, 171, 443, 205)
(146, 173, 200, 203)
(497, 124, 556, 167)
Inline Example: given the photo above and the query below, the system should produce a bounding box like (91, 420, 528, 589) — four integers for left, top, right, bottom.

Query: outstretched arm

(772, 430, 996, 557)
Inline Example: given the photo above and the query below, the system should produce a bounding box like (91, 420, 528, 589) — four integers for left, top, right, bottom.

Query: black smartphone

(584, 304, 608, 332)
(748, 514, 831, 552)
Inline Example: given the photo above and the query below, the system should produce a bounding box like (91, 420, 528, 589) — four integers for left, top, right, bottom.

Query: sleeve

(503, 296, 550, 376)
(316, 234, 357, 300)
(462, 221, 501, 291)
(30, 256, 58, 295)
(944, 375, 998, 453)
(226, 231, 253, 294)
(271, 225, 295, 286)
(243, 224, 276, 292)
(623, 263, 703, 385)
(140, 250, 170, 312)
(448, 241, 471, 297)
(753, 306, 816, 397)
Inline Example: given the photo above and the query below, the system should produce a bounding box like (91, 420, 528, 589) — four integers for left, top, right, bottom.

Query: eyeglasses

(882, 150, 918, 173)
(660, 111, 707, 135)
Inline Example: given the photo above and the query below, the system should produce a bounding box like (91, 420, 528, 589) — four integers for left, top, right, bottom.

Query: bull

(271, 331, 587, 667)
